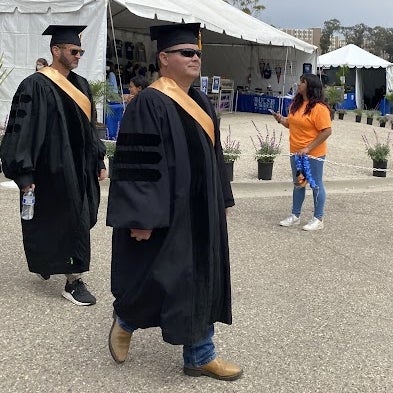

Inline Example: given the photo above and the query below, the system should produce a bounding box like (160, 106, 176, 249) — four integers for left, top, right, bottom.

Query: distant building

(281, 27, 346, 54)
(328, 35, 346, 52)
(281, 28, 322, 53)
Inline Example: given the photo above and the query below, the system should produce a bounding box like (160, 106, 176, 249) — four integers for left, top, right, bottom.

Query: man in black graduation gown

(107, 23, 243, 380)
(0, 25, 106, 306)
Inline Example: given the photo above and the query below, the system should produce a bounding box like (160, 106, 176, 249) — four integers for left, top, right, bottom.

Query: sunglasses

(57, 46, 85, 57)
(164, 48, 202, 58)
(69, 49, 85, 57)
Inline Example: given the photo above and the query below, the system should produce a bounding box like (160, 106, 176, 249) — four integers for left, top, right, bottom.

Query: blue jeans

(290, 155, 326, 219)
(117, 317, 216, 367)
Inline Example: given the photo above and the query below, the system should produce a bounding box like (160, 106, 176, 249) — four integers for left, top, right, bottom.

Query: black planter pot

(379, 122, 386, 128)
(355, 115, 362, 123)
(258, 161, 273, 180)
(224, 161, 234, 182)
(366, 117, 373, 125)
(338, 113, 344, 120)
(372, 160, 387, 177)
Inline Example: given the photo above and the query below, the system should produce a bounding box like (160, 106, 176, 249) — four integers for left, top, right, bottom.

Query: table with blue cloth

(336, 91, 356, 110)
(105, 102, 126, 140)
(378, 98, 392, 115)
(235, 92, 292, 116)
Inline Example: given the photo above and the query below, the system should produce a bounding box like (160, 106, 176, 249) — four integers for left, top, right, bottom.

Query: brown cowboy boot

(108, 316, 132, 364)
(183, 357, 243, 381)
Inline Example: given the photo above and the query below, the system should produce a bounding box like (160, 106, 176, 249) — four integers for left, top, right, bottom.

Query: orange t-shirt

(288, 101, 332, 157)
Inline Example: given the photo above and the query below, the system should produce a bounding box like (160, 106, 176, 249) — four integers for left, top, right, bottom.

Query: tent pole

(108, 0, 125, 111)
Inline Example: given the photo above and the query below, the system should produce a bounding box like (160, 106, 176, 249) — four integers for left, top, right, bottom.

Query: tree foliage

(226, 0, 265, 16)
(321, 19, 393, 61)
(341, 23, 368, 48)
(320, 19, 341, 54)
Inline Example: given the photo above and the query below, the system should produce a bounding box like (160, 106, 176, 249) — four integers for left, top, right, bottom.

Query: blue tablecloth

(379, 98, 392, 115)
(105, 103, 126, 140)
(235, 92, 291, 115)
(336, 91, 356, 110)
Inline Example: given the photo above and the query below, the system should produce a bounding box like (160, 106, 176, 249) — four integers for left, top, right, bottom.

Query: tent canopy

(0, 0, 316, 53)
(318, 44, 393, 109)
(318, 44, 392, 69)
(110, 0, 316, 52)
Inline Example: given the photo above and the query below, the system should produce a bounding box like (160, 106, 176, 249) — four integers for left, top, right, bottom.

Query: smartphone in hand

(268, 109, 276, 115)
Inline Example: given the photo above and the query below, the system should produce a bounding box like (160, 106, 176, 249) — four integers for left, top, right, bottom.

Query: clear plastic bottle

(21, 188, 35, 220)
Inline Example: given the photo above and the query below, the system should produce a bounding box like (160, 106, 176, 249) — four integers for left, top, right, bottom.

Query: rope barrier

(247, 152, 391, 173)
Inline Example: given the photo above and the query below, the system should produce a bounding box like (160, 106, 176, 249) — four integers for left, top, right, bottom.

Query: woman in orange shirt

(273, 74, 332, 231)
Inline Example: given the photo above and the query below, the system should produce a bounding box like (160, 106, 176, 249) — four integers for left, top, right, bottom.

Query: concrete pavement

(1, 173, 393, 393)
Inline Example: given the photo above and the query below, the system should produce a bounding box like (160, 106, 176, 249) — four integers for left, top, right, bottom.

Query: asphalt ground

(1, 172, 393, 393)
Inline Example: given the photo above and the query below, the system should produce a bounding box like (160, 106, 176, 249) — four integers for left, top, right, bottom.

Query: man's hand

(21, 184, 35, 193)
(130, 229, 152, 241)
(98, 168, 107, 181)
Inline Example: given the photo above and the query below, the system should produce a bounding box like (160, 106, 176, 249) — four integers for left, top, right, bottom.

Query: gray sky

(260, 0, 393, 29)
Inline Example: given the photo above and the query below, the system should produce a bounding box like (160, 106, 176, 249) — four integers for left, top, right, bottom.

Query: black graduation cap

(42, 25, 87, 46)
(150, 23, 200, 52)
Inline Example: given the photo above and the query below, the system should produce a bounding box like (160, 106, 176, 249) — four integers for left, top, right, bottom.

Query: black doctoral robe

(106, 84, 234, 345)
(0, 71, 105, 275)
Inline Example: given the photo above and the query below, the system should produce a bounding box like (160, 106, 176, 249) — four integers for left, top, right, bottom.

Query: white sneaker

(302, 217, 324, 231)
(279, 214, 300, 227)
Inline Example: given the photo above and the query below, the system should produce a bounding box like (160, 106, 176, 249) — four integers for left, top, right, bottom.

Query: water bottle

(21, 188, 35, 220)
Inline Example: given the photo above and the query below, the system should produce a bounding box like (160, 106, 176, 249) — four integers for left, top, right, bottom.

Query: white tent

(318, 44, 393, 109)
(0, 0, 317, 122)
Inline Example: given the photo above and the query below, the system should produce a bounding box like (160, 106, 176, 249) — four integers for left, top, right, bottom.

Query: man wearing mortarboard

(0, 25, 107, 306)
(107, 23, 243, 380)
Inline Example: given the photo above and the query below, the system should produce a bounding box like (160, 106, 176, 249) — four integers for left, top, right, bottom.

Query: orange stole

(149, 77, 215, 146)
(38, 66, 91, 122)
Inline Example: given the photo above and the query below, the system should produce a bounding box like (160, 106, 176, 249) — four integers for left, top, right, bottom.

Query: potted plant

(89, 80, 121, 139)
(250, 122, 282, 180)
(222, 126, 241, 181)
(354, 108, 363, 123)
(365, 110, 381, 126)
(376, 115, 388, 128)
(362, 128, 390, 177)
(336, 108, 347, 120)
(324, 85, 343, 117)
(103, 139, 116, 178)
(0, 52, 12, 87)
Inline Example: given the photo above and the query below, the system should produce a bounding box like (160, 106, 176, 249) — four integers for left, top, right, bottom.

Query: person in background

(123, 75, 149, 104)
(35, 58, 48, 71)
(130, 63, 140, 78)
(147, 63, 159, 83)
(107, 22, 242, 381)
(0, 25, 106, 305)
(273, 73, 332, 231)
(106, 61, 119, 95)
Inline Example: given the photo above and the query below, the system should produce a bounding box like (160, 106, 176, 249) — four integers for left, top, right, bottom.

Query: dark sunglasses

(164, 48, 202, 58)
(69, 49, 85, 57)
(57, 46, 85, 57)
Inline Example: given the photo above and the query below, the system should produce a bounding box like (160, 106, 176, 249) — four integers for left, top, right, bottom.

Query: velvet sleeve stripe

(111, 168, 162, 182)
(114, 150, 162, 165)
(12, 93, 32, 104)
(116, 133, 161, 147)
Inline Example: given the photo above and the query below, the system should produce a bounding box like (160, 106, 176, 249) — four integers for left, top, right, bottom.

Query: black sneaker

(62, 279, 96, 306)
(35, 273, 50, 281)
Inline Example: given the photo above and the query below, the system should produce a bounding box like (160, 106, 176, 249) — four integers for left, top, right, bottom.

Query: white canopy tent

(318, 44, 393, 109)
(0, 0, 317, 122)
